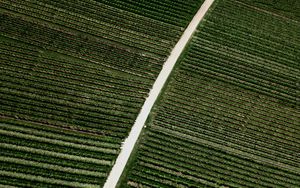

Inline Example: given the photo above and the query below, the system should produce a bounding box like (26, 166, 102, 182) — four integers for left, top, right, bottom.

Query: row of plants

(188, 43, 297, 88)
(181, 63, 297, 106)
(0, 14, 163, 79)
(121, 0, 299, 187)
(161, 96, 300, 155)
(0, 0, 208, 186)
(1, 73, 143, 113)
(170, 76, 300, 135)
(0, 30, 151, 139)
(0, 97, 131, 137)
(0, 41, 154, 88)
(138, 143, 277, 188)
(0, 129, 116, 161)
(196, 27, 299, 70)
(36, 0, 182, 41)
(1, 1, 172, 57)
(1, 12, 162, 68)
(182, 61, 297, 105)
(0, 119, 121, 147)
(237, 0, 300, 21)
(153, 106, 299, 168)
(212, 0, 300, 42)
(1, 56, 150, 97)
(146, 130, 299, 182)
(1, 65, 144, 107)
(156, 105, 299, 158)
(0, 123, 114, 187)
(154, 112, 299, 167)
(96, 0, 204, 27)
(174, 70, 299, 123)
(0, 172, 100, 188)
(136, 130, 300, 187)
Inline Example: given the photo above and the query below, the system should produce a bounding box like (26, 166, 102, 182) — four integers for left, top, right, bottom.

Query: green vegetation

(0, 0, 204, 187)
(120, 0, 300, 187)
(1, 0, 299, 187)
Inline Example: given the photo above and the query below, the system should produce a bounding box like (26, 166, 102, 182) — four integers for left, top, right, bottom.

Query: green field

(1, 0, 299, 187)
(119, 0, 300, 187)
(0, 0, 204, 187)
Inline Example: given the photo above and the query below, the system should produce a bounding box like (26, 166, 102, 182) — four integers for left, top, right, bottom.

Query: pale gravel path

(103, 0, 215, 187)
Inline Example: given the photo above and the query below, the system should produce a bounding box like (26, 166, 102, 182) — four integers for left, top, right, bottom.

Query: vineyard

(0, 0, 204, 187)
(1, 0, 299, 187)
(120, 0, 300, 187)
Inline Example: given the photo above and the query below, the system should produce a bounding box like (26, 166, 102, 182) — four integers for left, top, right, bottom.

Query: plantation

(119, 0, 300, 187)
(1, 0, 299, 187)
(0, 0, 204, 187)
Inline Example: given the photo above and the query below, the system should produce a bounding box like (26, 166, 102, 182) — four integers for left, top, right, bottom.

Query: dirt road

(103, 0, 215, 187)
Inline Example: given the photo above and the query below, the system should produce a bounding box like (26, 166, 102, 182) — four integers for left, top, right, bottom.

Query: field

(119, 0, 300, 187)
(0, 0, 204, 187)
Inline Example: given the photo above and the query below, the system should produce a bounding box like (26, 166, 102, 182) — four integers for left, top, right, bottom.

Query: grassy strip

(0, 170, 99, 188)
(0, 118, 121, 143)
(0, 129, 117, 154)
(0, 156, 105, 178)
(0, 143, 112, 166)
(0, 123, 119, 149)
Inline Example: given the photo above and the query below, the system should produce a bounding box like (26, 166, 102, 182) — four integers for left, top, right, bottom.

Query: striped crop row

(120, 0, 300, 187)
(0, 0, 205, 187)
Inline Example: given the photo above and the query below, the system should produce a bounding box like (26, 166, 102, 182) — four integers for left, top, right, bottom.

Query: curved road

(103, 0, 215, 187)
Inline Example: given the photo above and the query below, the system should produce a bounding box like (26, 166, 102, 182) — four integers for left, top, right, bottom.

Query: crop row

(97, 0, 204, 27)
(0, 170, 100, 188)
(0, 13, 162, 77)
(0, 66, 145, 106)
(182, 63, 297, 106)
(170, 74, 299, 132)
(196, 27, 299, 69)
(0, 39, 151, 101)
(0, 0, 208, 186)
(164, 78, 300, 143)
(0, 120, 120, 148)
(1, 1, 172, 56)
(161, 96, 300, 153)
(138, 146, 275, 188)
(0, 99, 131, 138)
(0, 38, 151, 136)
(0, 142, 113, 171)
(29, 2, 178, 46)
(174, 70, 299, 122)
(1, 55, 150, 96)
(0, 120, 115, 187)
(146, 130, 299, 182)
(236, 0, 300, 21)
(181, 61, 297, 106)
(154, 112, 299, 167)
(168, 80, 298, 128)
(0, 129, 117, 160)
(0, 158, 104, 184)
(136, 131, 299, 187)
(0, 43, 153, 88)
(0, 117, 123, 145)
(36, 0, 182, 41)
(1, 73, 143, 112)
(0, 14, 162, 79)
(153, 102, 300, 166)
(189, 39, 297, 85)
(156, 106, 300, 157)
(0, 86, 136, 125)
(211, 0, 300, 44)
(6, 65, 147, 99)
(196, 31, 299, 79)
(146, 125, 299, 184)
(122, 0, 300, 187)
